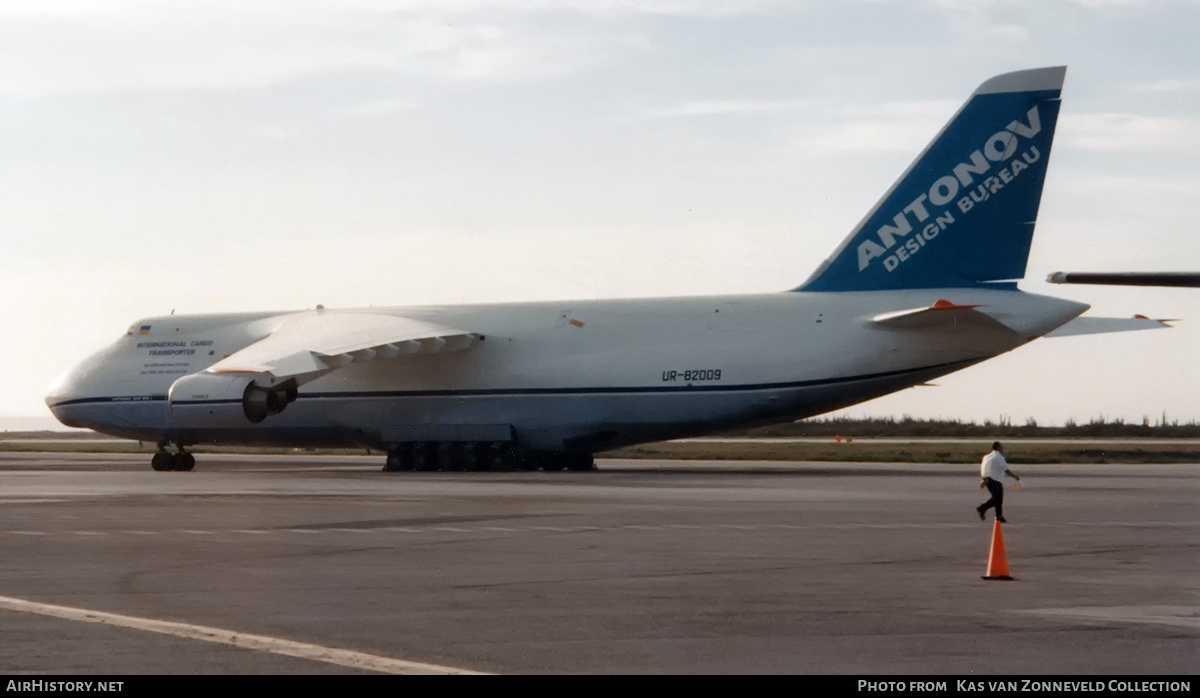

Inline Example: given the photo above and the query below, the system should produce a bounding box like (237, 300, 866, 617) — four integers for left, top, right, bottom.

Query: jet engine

(168, 372, 298, 427)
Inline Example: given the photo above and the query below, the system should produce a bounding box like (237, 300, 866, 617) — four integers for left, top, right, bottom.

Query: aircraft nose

(45, 367, 93, 428)
(45, 365, 82, 404)
(45, 340, 175, 435)
(44, 343, 125, 430)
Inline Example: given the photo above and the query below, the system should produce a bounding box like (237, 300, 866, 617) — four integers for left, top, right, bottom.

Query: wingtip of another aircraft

(1046, 271, 1200, 288)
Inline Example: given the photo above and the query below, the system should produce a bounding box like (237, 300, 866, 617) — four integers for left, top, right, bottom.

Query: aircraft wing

(1047, 272, 1200, 288)
(207, 310, 478, 386)
(1045, 315, 1175, 337)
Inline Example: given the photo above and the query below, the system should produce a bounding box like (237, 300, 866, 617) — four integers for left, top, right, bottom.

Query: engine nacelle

(168, 372, 297, 427)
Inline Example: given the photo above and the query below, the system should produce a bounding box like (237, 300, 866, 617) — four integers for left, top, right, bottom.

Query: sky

(2, 0, 1199, 430)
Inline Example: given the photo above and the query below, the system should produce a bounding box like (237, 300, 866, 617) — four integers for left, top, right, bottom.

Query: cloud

(369, 0, 784, 17)
(637, 99, 813, 120)
(926, 0, 1164, 9)
(345, 98, 420, 117)
(1054, 172, 1200, 210)
(634, 97, 962, 154)
(0, 0, 794, 99)
(0, 2, 612, 98)
(1060, 112, 1200, 152)
(792, 99, 960, 154)
(1138, 78, 1200, 93)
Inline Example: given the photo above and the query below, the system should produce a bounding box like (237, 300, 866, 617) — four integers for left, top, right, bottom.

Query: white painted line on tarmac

(0, 594, 486, 675)
(5, 520, 1194, 540)
(1017, 605, 1200, 630)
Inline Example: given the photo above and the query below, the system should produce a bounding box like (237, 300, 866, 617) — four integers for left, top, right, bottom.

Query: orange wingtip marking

(568, 319, 586, 328)
(930, 299, 982, 311)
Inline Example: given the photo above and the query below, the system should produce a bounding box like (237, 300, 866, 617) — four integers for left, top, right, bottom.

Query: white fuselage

(46, 288, 1086, 452)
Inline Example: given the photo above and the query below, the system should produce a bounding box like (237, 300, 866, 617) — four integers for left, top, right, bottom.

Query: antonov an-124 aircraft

(46, 67, 1170, 472)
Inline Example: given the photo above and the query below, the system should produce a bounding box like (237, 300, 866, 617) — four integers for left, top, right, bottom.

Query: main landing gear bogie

(151, 441, 196, 472)
(382, 441, 594, 473)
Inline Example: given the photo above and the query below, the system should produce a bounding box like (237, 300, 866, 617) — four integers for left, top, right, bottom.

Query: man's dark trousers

(979, 477, 1004, 519)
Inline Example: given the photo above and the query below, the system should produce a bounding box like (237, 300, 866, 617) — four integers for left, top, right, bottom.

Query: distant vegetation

(740, 415, 1200, 439)
(607, 440, 1200, 464)
(3, 416, 1199, 464)
(4, 415, 1200, 442)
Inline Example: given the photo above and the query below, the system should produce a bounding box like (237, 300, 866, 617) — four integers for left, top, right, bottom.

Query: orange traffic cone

(982, 520, 1013, 580)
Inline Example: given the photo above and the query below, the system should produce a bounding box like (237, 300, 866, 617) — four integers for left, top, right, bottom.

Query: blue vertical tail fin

(799, 67, 1065, 292)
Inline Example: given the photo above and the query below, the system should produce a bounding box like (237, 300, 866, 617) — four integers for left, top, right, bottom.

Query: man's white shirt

(981, 451, 1009, 480)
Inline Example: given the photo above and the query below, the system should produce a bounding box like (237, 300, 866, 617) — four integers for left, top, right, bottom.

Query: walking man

(977, 441, 1020, 523)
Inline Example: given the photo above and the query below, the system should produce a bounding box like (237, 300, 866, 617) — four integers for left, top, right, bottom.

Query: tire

(565, 453, 595, 471)
(414, 442, 439, 471)
(497, 443, 522, 472)
(441, 443, 466, 471)
(466, 443, 491, 471)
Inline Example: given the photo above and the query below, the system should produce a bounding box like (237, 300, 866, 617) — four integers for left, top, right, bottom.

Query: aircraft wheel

(441, 443, 466, 471)
(414, 442, 439, 471)
(565, 453, 595, 471)
(151, 452, 172, 472)
(540, 454, 566, 472)
(398, 444, 416, 471)
(497, 443, 522, 472)
(175, 453, 196, 471)
(384, 449, 403, 472)
(466, 443, 491, 471)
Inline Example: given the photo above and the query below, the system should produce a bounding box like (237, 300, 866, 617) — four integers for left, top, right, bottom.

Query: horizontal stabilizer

(1045, 315, 1175, 337)
(873, 299, 980, 324)
(873, 299, 1015, 335)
